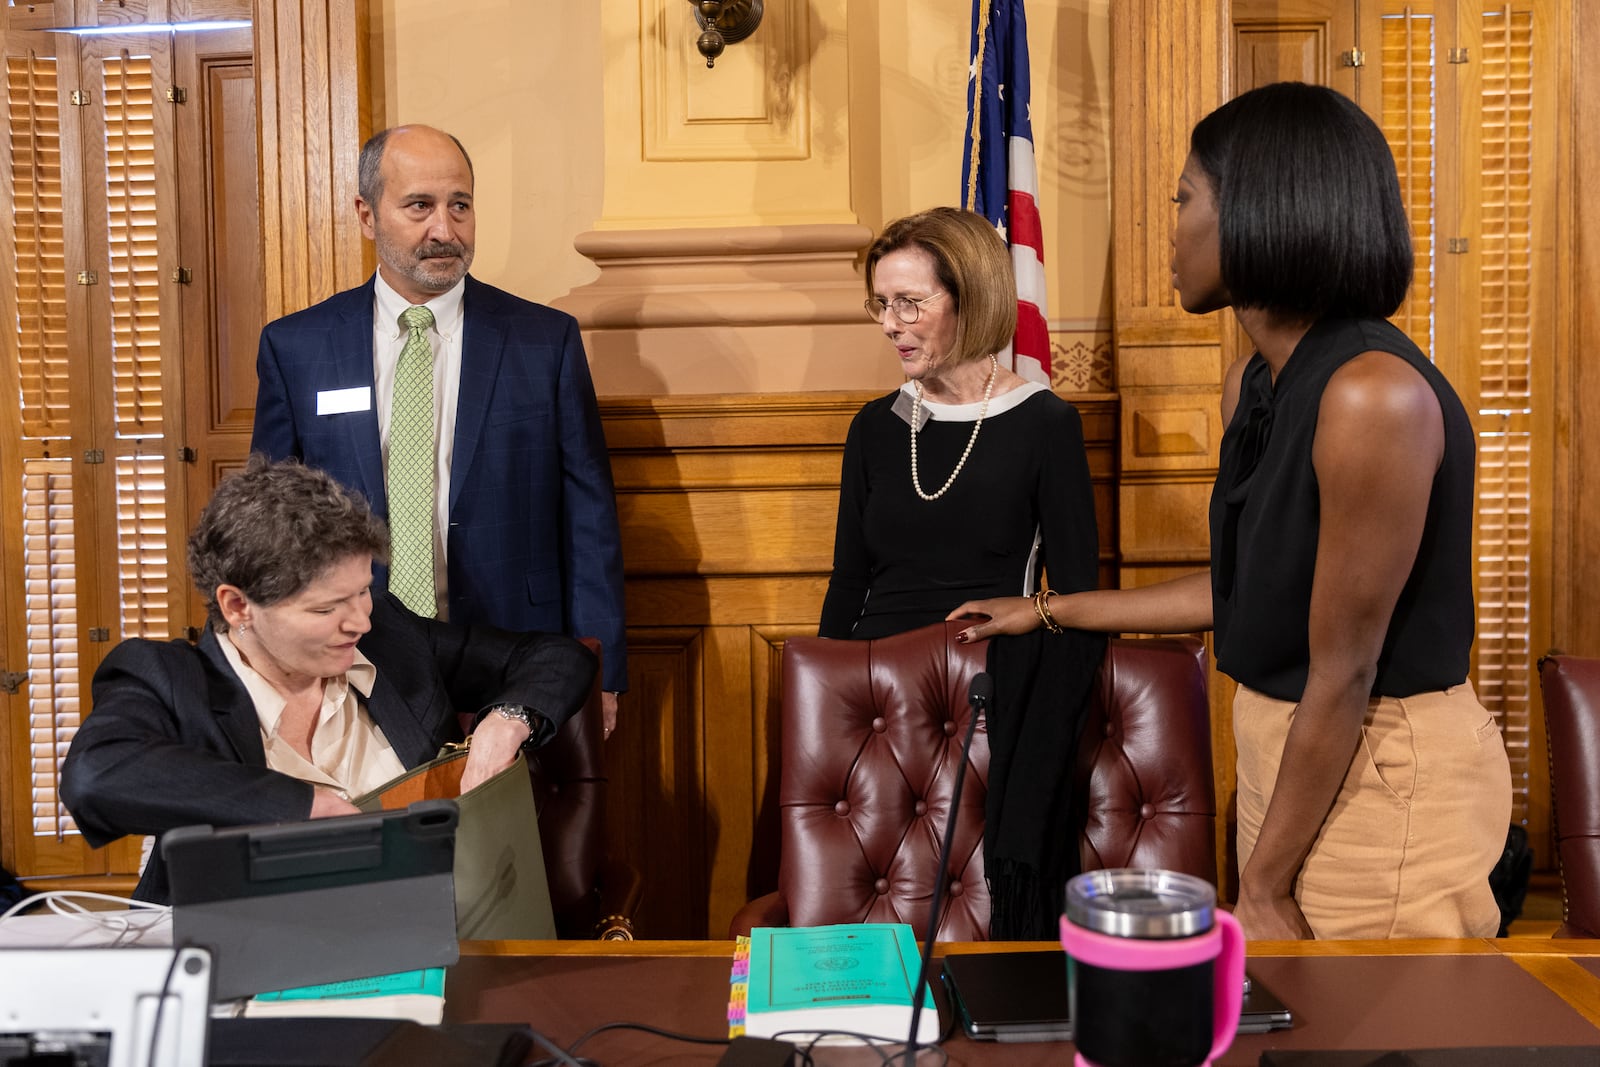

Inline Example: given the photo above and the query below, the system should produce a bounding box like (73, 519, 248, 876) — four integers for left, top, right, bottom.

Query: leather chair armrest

(727, 892, 789, 938)
(591, 856, 645, 940)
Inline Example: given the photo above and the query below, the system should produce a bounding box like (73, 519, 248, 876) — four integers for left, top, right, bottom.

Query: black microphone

(903, 671, 991, 1062)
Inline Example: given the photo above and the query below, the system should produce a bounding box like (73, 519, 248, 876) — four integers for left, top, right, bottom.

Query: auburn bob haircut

(864, 206, 1017, 366)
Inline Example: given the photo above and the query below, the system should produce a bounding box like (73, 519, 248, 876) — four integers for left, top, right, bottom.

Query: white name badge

(316, 386, 372, 416)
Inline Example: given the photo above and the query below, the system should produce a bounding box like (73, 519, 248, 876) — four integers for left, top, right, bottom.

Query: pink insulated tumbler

(1059, 868, 1245, 1067)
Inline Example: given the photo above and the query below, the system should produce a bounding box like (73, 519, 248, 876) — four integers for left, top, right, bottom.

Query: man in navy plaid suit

(251, 125, 626, 735)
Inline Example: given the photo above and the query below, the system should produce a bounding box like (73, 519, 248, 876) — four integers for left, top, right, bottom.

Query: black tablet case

(942, 948, 1293, 1042)
(163, 800, 460, 1000)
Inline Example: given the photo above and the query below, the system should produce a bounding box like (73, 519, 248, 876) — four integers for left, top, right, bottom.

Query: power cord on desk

(541, 1020, 953, 1067)
(525, 1026, 587, 1067)
(144, 937, 188, 1067)
(0, 889, 171, 944)
(777, 1029, 951, 1067)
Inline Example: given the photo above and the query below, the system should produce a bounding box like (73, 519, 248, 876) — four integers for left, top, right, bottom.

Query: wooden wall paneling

(175, 0, 253, 19)
(1, 1, 70, 30)
(1231, 0, 1358, 98)
(604, 395, 850, 937)
(175, 26, 258, 612)
(600, 392, 1119, 936)
(1559, 0, 1600, 657)
(253, 0, 370, 323)
(77, 0, 162, 27)
(741, 625, 808, 924)
(700, 625, 756, 939)
(605, 627, 708, 939)
(1111, 0, 1232, 889)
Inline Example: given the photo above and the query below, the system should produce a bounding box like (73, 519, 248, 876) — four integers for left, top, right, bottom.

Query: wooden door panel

(173, 25, 258, 608)
(1231, 0, 1359, 99)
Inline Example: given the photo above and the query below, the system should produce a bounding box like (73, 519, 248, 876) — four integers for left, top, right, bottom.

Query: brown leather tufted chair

(464, 638, 642, 939)
(729, 621, 1216, 940)
(1536, 654, 1600, 938)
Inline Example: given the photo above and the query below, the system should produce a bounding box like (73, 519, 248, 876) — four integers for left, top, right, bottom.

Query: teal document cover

(244, 966, 447, 1023)
(744, 923, 938, 1044)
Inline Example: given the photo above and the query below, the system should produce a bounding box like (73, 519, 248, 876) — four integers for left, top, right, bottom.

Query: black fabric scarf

(983, 626, 1108, 940)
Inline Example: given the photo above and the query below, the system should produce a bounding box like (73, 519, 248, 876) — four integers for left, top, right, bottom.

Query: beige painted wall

(374, 0, 1112, 394)
(371, 0, 607, 307)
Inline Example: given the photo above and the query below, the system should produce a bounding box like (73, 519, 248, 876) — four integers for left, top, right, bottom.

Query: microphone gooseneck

(902, 671, 991, 1062)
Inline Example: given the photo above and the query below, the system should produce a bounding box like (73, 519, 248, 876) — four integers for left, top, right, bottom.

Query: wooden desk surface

(450, 939, 1600, 1065)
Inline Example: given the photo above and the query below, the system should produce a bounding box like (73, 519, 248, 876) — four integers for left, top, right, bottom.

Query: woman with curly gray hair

(61, 456, 595, 903)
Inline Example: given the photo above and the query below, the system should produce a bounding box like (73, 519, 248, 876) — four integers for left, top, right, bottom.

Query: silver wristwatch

(487, 703, 540, 750)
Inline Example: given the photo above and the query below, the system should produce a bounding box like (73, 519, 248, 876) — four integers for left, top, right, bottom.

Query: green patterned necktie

(388, 305, 437, 617)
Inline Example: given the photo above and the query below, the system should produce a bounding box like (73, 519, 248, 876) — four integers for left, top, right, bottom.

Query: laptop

(942, 949, 1294, 1043)
(163, 800, 461, 1001)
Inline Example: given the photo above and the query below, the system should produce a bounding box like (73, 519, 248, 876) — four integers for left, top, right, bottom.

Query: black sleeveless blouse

(1209, 317, 1476, 702)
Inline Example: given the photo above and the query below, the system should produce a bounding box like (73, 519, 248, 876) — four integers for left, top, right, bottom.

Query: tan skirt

(1233, 680, 1512, 939)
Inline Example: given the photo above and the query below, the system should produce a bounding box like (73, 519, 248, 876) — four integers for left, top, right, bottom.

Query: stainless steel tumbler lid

(1064, 868, 1217, 939)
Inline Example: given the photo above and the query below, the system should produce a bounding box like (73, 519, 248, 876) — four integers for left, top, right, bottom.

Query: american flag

(962, 0, 1050, 385)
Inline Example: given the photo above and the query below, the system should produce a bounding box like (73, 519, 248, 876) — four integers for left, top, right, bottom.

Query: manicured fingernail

(956, 631, 969, 643)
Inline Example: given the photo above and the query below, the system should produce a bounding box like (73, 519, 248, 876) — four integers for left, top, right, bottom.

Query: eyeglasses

(864, 291, 948, 324)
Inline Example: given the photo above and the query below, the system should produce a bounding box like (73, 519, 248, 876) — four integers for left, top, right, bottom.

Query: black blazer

(59, 591, 596, 901)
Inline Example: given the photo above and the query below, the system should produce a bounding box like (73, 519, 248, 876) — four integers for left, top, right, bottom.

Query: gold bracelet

(1033, 588, 1064, 634)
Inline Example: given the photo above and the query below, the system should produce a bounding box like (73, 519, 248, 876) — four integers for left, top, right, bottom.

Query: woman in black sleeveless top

(948, 82, 1511, 941)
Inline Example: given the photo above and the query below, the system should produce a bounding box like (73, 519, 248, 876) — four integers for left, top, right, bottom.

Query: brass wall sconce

(689, 0, 764, 68)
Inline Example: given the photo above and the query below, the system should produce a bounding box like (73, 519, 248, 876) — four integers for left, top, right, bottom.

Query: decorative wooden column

(1110, 0, 1232, 888)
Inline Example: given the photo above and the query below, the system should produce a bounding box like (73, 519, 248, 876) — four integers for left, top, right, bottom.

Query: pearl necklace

(910, 355, 998, 501)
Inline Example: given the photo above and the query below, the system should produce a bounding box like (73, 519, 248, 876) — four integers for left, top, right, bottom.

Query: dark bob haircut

(188, 455, 390, 632)
(1189, 81, 1413, 320)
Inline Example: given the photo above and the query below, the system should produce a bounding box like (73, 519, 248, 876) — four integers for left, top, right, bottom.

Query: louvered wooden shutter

(102, 50, 164, 438)
(3, 33, 174, 869)
(8, 51, 70, 442)
(22, 461, 82, 839)
(95, 45, 172, 640)
(1379, 6, 1437, 354)
(1467, 2, 1548, 843)
(7, 46, 86, 846)
(1377, 1, 1552, 849)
